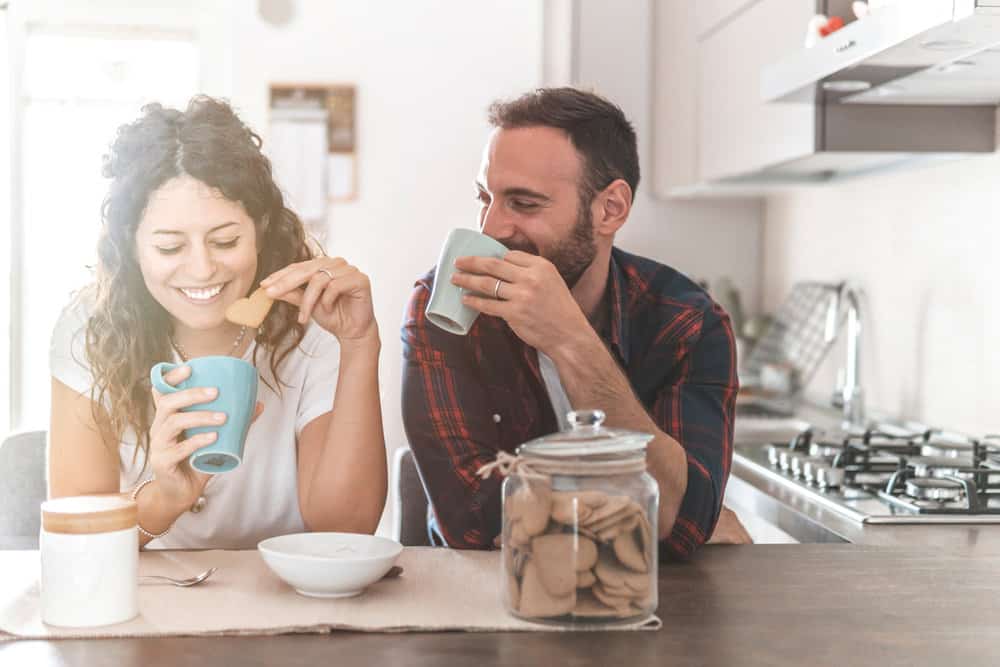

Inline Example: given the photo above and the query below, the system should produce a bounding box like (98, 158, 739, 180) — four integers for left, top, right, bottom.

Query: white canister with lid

(40, 495, 139, 627)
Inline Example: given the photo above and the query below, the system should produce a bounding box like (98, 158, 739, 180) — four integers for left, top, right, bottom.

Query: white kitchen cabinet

(651, 0, 699, 195)
(696, 0, 815, 182)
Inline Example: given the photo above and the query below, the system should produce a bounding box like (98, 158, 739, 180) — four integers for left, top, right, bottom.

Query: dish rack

(741, 281, 844, 396)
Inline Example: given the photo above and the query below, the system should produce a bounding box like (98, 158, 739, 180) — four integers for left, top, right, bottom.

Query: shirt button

(191, 496, 207, 513)
(492, 413, 502, 423)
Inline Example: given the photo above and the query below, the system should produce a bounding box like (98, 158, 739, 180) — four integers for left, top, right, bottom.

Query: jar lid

(41, 495, 137, 535)
(518, 409, 653, 458)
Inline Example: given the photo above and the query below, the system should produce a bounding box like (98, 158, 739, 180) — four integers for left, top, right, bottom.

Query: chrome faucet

(829, 284, 865, 428)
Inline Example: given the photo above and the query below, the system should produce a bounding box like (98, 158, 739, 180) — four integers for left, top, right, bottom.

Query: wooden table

(4, 544, 1000, 667)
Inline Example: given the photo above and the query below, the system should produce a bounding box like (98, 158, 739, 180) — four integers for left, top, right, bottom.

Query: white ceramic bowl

(258, 532, 403, 598)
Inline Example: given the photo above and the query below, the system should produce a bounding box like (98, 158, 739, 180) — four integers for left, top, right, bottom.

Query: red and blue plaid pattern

(401, 247, 738, 559)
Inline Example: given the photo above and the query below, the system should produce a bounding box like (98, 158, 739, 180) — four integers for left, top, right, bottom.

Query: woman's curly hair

(83, 95, 312, 462)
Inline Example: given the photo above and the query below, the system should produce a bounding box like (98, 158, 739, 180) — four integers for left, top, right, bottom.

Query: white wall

(763, 155, 1000, 434)
(218, 1, 544, 532)
(574, 0, 764, 314)
(12, 0, 767, 532)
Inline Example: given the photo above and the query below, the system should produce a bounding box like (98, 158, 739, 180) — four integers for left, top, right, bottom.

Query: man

(401, 87, 749, 557)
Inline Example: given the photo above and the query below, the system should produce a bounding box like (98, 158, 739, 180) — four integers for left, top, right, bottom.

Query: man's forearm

(546, 330, 688, 540)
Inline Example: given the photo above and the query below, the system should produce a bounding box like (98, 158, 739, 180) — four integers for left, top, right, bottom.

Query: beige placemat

(0, 548, 660, 639)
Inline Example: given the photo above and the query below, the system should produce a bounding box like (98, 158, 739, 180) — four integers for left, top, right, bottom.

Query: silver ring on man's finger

(493, 279, 504, 300)
(318, 268, 335, 281)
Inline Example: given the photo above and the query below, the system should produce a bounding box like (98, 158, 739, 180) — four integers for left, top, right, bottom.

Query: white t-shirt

(538, 351, 572, 431)
(49, 300, 340, 550)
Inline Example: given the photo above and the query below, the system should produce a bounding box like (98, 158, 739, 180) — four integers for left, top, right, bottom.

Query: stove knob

(815, 466, 845, 489)
(789, 454, 805, 477)
(793, 455, 823, 479)
(766, 445, 783, 467)
(802, 460, 819, 484)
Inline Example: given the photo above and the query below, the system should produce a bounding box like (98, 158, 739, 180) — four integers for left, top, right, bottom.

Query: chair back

(391, 447, 431, 546)
(0, 430, 47, 549)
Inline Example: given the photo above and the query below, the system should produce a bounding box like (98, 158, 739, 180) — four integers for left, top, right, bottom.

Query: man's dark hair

(487, 87, 640, 204)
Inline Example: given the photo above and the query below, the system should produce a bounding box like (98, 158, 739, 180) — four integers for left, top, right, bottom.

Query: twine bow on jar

(477, 450, 647, 480)
(477, 451, 545, 480)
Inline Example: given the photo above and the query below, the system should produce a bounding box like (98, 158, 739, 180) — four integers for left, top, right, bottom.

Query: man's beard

(505, 204, 597, 289)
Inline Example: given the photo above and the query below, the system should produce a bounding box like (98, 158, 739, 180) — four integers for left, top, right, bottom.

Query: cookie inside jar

(503, 482, 655, 622)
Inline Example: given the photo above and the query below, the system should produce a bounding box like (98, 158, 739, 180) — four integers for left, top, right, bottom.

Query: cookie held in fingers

(225, 287, 274, 327)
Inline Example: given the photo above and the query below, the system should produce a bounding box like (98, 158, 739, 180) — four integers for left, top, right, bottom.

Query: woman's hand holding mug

(149, 364, 264, 513)
(149, 364, 220, 512)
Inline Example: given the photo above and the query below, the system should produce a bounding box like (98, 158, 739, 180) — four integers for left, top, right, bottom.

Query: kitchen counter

(4, 545, 999, 666)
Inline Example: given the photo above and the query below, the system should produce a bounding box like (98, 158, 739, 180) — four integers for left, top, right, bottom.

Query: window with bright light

(13, 27, 197, 430)
(1, 9, 11, 435)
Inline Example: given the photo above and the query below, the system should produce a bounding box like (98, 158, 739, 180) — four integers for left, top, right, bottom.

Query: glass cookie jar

(498, 409, 658, 625)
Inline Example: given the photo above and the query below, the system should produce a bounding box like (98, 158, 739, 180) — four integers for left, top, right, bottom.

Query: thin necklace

(169, 325, 248, 362)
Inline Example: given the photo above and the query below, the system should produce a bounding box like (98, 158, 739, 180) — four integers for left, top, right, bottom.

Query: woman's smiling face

(134, 175, 259, 331)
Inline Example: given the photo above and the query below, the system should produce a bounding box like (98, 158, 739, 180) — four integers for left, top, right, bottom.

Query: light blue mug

(149, 356, 259, 474)
(426, 228, 509, 335)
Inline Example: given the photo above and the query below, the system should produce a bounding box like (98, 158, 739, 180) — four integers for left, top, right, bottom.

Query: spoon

(139, 567, 218, 587)
(138, 565, 400, 588)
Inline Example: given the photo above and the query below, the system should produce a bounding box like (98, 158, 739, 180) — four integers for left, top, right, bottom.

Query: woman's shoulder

(50, 290, 98, 391)
(51, 291, 97, 352)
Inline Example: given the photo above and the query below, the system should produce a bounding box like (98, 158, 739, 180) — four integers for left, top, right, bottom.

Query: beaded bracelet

(130, 478, 171, 540)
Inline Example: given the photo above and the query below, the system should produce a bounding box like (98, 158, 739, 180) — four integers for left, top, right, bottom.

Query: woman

(48, 96, 387, 549)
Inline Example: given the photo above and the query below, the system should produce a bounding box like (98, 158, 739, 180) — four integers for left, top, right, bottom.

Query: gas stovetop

(736, 423, 1000, 524)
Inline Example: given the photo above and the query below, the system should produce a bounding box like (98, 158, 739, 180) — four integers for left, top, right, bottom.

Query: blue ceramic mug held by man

(150, 356, 259, 474)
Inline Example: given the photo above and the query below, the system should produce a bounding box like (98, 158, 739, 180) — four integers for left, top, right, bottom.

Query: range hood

(735, 0, 1000, 186)
(763, 0, 1000, 105)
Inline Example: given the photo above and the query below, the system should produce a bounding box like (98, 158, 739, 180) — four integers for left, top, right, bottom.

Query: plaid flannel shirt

(401, 247, 737, 559)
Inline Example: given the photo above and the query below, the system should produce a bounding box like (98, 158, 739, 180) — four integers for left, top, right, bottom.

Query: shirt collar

(605, 249, 631, 367)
